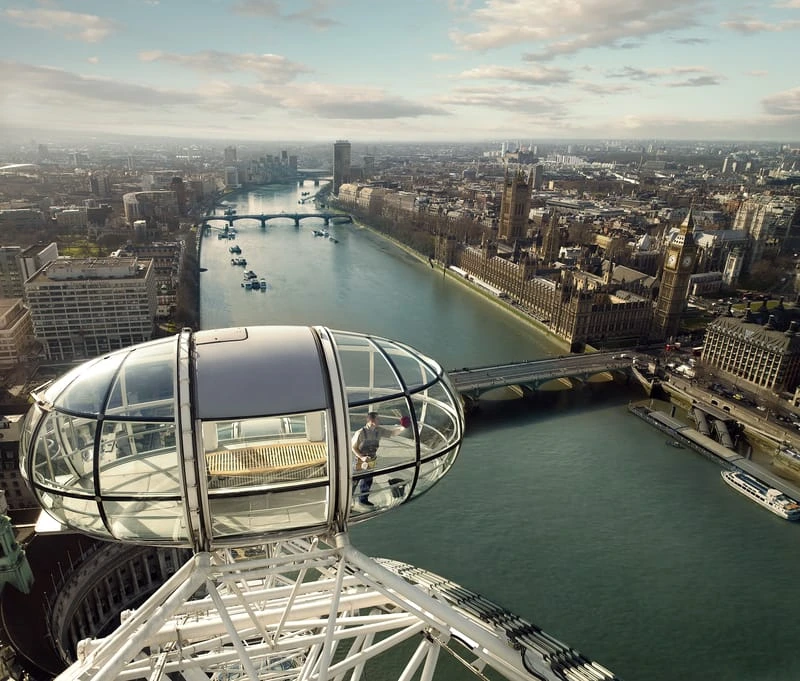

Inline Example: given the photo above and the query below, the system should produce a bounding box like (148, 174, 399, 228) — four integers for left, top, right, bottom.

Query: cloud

(0, 61, 205, 108)
(721, 16, 800, 33)
(138, 50, 310, 83)
(279, 84, 449, 119)
(608, 65, 711, 81)
(666, 74, 722, 87)
(87, 56, 99, 64)
(773, 0, 800, 6)
(0, 60, 445, 129)
(577, 81, 634, 95)
(431, 53, 457, 61)
(674, 36, 709, 44)
(438, 86, 568, 118)
(762, 87, 800, 115)
(231, 0, 338, 30)
(459, 64, 571, 85)
(608, 112, 800, 140)
(2, 7, 118, 42)
(449, 0, 703, 59)
(746, 69, 768, 77)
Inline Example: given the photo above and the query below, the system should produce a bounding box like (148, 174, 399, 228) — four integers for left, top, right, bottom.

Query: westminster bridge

(447, 351, 635, 407)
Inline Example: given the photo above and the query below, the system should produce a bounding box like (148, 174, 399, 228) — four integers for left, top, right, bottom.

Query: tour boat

(721, 470, 800, 520)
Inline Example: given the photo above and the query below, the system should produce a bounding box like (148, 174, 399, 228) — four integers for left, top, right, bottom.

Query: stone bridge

(447, 352, 635, 407)
(201, 213, 353, 228)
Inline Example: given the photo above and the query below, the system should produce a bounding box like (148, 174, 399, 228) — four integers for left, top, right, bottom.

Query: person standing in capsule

(351, 411, 411, 507)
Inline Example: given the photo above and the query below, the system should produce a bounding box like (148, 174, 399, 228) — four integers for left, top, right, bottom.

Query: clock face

(666, 253, 678, 268)
(681, 255, 693, 268)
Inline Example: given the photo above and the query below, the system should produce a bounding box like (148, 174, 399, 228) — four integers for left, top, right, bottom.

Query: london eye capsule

(19, 326, 464, 552)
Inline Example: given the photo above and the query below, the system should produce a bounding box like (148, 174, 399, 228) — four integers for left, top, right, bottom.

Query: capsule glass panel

(18, 326, 465, 548)
(99, 421, 180, 496)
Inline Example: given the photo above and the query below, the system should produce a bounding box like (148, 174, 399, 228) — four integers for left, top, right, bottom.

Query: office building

(531, 164, 544, 190)
(25, 257, 157, 361)
(122, 191, 179, 225)
(0, 298, 34, 369)
(333, 141, 351, 195)
(733, 196, 798, 265)
(224, 166, 240, 189)
(702, 313, 800, 393)
(0, 243, 58, 298)
(0, 209, 45, 231)
(114, 242, 184, 318)
(224, 146, 237, 164)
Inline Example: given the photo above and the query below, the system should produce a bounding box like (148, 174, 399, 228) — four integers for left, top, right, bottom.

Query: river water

(199, 184, 800, 681)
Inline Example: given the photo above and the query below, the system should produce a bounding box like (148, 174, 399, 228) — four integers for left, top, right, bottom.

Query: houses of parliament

(434, 168, 697, 351)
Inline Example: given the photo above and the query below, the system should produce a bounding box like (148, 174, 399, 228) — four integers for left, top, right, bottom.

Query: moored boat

(721, 470, 800, 520)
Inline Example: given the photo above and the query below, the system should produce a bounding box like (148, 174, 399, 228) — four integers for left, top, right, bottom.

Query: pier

(629, 403, 800, 503)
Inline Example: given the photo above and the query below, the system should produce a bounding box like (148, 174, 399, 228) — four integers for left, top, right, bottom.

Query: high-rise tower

(653, 210, 697, 340)
(498, 169, 532, 240)
(333, 140, 351, 195)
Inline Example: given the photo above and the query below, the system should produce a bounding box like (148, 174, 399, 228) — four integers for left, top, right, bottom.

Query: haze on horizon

(1, 0, 799, 143)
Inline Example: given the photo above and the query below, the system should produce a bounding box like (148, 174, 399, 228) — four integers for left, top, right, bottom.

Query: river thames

(199, 183, 800, 681)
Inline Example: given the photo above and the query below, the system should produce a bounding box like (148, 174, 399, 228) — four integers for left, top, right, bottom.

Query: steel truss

(57, 534, 618, 681)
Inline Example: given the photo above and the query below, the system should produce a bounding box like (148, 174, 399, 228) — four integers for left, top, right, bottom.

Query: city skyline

(1, 0, 799, 143)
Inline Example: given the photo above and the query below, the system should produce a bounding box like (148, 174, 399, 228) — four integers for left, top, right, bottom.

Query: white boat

(721, 470, 800, 520)
(259, 278, 267, 290)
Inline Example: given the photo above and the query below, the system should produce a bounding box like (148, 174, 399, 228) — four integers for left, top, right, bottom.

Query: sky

(1, 0, 799, 142)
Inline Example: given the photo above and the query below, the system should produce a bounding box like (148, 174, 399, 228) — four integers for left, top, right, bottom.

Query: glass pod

(20, 326, 464, 551)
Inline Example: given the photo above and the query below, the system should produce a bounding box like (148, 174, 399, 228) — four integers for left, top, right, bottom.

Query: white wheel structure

(61, 534, 618, 681)
(19, 326, 619, 681)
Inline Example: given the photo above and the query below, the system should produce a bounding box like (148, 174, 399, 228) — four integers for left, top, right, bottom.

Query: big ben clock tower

(653, 209, 697, 341)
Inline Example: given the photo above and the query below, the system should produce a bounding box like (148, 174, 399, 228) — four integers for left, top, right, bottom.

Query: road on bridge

(447, 351, 634, 393)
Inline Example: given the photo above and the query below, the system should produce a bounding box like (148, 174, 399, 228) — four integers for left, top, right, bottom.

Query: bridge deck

(448, 352, 633, 394)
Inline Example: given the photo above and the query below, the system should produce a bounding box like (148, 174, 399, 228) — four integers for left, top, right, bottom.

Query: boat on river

(721, 470, 800, 520)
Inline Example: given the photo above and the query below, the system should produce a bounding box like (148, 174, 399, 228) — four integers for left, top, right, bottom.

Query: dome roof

(20, 326, 464, 551)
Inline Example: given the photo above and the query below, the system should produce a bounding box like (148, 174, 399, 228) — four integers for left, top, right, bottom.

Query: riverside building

(448, 237, 652, 350)
(24, 257, 157, 361)
(702, 311, 800, 393)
